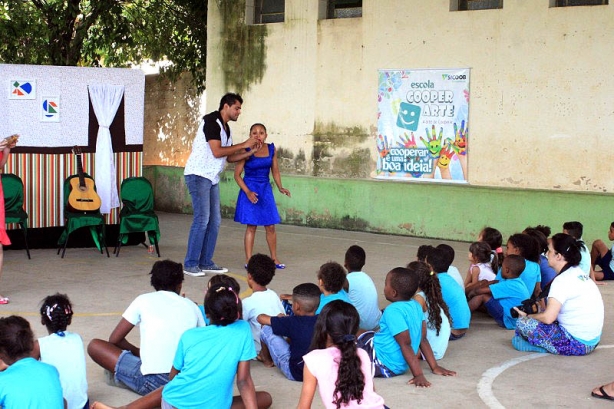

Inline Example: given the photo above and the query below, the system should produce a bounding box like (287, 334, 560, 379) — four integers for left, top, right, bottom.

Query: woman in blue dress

(234, 123, 291, 269)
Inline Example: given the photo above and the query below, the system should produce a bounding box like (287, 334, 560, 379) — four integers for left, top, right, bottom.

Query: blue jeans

(260, 326, 295, 381)
(114, 350, 169, 395)
(184, 174, 221, 269)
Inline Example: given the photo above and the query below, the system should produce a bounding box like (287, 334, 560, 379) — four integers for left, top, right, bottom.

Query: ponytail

(333, 334, 364, 408)
(407, 261, 453, 333)
(312, 301, 364, 408)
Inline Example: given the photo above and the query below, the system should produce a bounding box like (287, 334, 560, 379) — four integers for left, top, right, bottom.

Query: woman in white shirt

(512, 233, 603, 355)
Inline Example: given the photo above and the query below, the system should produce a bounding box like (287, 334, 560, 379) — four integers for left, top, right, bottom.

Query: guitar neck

(76, 153, 86, 188)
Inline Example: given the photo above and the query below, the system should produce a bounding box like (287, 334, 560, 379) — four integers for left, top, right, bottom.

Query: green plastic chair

(114, 177, 160, 257)
(57, 174, 109, 258)
(1, 173, 30, 259)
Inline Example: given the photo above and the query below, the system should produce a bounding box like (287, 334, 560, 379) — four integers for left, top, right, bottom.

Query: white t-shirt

(548, 266, 604, 343)
(447, 265, 465, 289)
(242, 289, 285, 352)
(347, 271, 382, 330)
(38, 332, 88, 409)
(123, 291, 205, 375)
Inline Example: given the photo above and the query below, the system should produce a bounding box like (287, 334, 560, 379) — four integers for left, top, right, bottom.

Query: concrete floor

(0, 212, 612, 408)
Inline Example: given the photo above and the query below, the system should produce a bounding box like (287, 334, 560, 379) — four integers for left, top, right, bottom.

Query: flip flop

(592, 386, 614, 401)
(0, 296, 9, 305)
(275, 263, 286, 270)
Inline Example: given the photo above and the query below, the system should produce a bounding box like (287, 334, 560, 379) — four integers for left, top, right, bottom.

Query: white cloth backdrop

(88, 84, 124, 214)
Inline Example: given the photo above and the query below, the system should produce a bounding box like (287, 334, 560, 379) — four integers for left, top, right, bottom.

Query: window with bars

(254, 0, 285, 24)
(327, 0, 362, 19)
(554, 0, 608, 6)
(457, 0, 503, 10)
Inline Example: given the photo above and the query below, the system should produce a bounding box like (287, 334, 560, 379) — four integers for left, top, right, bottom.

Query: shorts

(595, 251, 614, 280)
(114, 350, 170, 395)
(356, 331, 396, 378)
(485, 297, 505, 328)
(161, 398, 176, 409)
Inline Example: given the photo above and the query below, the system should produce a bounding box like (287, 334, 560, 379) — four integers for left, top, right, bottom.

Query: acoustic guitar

(67, 147, 101, 212)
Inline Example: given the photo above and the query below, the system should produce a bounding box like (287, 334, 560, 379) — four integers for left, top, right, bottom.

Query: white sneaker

(200, 264, 228, 274)
(183, 266, 206, 277)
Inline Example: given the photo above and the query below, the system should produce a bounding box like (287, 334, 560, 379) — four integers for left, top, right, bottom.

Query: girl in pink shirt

(298, 300, 386, 409)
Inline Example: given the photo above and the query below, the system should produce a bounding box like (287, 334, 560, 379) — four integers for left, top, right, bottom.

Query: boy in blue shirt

(342, 245, 382, 330)
(257, 283, 320, 381)
(467, 255, 530, 329)
(357, 267, 455, 387)
(426, 247, 471, 339)
(316, 261, 350, 314)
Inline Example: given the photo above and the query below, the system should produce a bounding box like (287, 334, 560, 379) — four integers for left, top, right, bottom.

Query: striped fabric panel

(4, 152, 142, 228)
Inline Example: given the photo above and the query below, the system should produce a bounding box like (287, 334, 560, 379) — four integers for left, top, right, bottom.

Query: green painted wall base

(145, 165, 613, 244)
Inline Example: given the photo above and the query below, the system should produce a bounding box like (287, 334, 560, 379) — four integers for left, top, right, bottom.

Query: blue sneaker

(183, 266, 206, 277)
(200, 264, 228, 274)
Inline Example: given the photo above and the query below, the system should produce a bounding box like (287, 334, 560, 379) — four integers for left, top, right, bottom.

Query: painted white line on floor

(478, 353, 548, 408)
(479, 343, 614, 408)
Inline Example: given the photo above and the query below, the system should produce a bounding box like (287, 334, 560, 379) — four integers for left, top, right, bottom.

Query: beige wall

(203, 0, 614, 192)
(143, 73, 203, 167)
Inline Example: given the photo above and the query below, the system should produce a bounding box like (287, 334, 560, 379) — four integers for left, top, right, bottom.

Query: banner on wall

(375, 68, 470, 182)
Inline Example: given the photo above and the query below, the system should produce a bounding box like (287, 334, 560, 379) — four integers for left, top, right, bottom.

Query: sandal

(275, 263, 286, 270)
(592, 386, 614, 401)
(0, 296, 9, 305)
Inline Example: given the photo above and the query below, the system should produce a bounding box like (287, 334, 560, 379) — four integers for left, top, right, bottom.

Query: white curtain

(88, 84, 124, 214)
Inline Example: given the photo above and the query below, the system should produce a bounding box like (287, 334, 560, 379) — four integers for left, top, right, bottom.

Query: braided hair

(407, 261, 452, 334)
(40, 293, 73, 336)
(205, 283, 241, 326)
(309, 300, 364, 409)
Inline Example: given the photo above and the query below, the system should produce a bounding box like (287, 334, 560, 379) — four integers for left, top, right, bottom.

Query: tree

(0, 0, 207, 91)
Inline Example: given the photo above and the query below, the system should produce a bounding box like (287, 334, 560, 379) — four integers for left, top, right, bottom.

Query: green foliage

(0, 0, 208, 91)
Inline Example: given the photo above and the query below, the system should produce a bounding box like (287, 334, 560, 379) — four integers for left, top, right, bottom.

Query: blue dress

(234, 143, 281, 226)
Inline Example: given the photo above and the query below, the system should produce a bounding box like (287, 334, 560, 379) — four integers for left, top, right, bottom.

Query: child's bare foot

(256, 352, 275, 367)
(91, 402, 116, 409)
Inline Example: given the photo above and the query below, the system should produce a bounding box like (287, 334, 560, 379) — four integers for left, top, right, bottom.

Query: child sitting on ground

(467, 255, 529, 329)
(590, 221, 614, 282)
(409, 261, 452, 360)
(464, 241, 497, 295)
(563, 221, 591, 274)
(478, 226, 505, 271)
(417, 245, 463, 289)
(433, 244, 464, 289)
(91, 283, 272, 409)
(87, 259, 205, 395)
(32, 293, 88, 409)
(496, 234, 542, 297)
(198, 273, 242, 324)
(257, 283, 321, 381)
(343, 245, 382, 331)
(357, 267, 456, 387)
(298, 300, 386, 409)
(426, 247, 471, 340)
(0, 315, 64, 408)
(242, 254, 285, 356)
(316, 262, 351, 314)
(523, 226, 557, 288)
